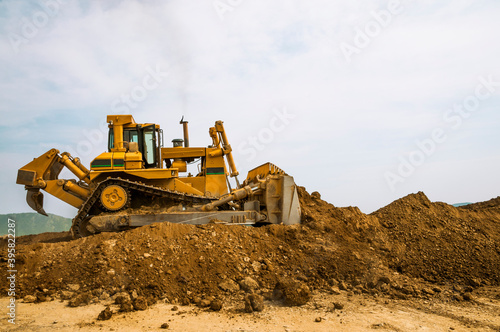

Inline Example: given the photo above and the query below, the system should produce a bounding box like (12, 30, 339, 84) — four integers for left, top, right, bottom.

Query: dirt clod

(333, 302, 344, 310)
(210, 299, 223, 311)
(462, 292, 473, 301)
(23, 295, 36, 303)
(239, 277, 259, 292)
(218, 279, 240, 293)
(198, 299, 211, 308)
(68, 293, 90, 307)
(97, 306, 113, 321)
(59, 290, 74, 300)
(273, 280, 311, 306)
(244, 294, 264, 313)
(114, 293, 131, 304)
(133, 296, 148, 311)
(119, 301, 134, 312)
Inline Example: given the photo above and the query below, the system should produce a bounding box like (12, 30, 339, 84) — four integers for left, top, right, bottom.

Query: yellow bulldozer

(16, 115, 300, 238)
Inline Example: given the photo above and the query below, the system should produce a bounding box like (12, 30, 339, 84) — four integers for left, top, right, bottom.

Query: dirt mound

(370, 192, 500, 285)
(1, 188, 499, 308)
(459, 196, 500, 211)
(1, 218, 371, 304)
(0, 231, 72, 247)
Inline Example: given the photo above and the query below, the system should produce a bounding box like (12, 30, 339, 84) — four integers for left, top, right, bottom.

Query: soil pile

(1, 188, 499, 308)
(1, 212, 369, 304)
(369, 192, 500, 285)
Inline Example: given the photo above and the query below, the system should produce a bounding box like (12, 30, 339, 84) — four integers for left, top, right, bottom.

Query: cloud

(1, 0, 499, 216)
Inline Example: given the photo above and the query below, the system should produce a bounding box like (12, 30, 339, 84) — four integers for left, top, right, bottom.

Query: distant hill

(0, 213, 71, 236)
(452, 203, 473, 207)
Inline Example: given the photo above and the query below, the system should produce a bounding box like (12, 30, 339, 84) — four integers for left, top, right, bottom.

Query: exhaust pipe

(180, 116, 189, 148)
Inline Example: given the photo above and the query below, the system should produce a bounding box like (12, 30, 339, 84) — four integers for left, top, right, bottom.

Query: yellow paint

(17, 115, 247, 214)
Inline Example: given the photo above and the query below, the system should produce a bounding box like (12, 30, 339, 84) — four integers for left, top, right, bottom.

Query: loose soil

(1, 188, 499, 331)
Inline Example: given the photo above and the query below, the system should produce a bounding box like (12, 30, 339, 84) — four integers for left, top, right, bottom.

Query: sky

(1, 0, 499, 218)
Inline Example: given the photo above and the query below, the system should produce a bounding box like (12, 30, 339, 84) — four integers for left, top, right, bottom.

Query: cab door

(140, 125, 158, 168)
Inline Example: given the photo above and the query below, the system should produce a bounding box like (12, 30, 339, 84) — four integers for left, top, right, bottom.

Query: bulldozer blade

(26, 188, 48, 216)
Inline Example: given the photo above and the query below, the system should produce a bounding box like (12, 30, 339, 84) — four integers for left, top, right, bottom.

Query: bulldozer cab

(108, 124, 161, 169)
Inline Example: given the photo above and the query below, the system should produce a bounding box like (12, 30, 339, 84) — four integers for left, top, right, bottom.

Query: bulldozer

(16, 115, 301, 238)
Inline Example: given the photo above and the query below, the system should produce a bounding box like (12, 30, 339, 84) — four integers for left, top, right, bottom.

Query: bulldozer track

(71, 178, 217, 238)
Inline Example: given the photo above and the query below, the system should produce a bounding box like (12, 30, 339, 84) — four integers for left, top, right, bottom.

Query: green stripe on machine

(91, 159, 112, 168)
(207, 167, 225, 175)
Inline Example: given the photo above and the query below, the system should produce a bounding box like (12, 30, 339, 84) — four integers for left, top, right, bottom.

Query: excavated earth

(1, 188, 500, 329)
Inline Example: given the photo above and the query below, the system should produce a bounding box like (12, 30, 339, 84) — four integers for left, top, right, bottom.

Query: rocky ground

(2, 289, 500, 331)
(1, 188, 499, 331)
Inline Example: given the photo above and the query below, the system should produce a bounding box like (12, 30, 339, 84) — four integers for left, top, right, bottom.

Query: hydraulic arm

(17, 149, 91, 215)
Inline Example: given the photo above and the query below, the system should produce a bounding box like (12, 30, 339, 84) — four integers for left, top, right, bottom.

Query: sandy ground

(1, 291, 499, 332)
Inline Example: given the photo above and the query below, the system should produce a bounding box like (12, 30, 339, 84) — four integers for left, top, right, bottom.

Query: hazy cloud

(1, 0, 499, 217)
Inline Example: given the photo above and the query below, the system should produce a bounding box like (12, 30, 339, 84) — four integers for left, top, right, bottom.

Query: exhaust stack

(180, 116, 189, 147)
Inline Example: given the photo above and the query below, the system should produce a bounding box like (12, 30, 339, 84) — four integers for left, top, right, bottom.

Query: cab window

(143, 126, 156, 166)
(108, 129, 138, 151)
(124, 130, 138, 143)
